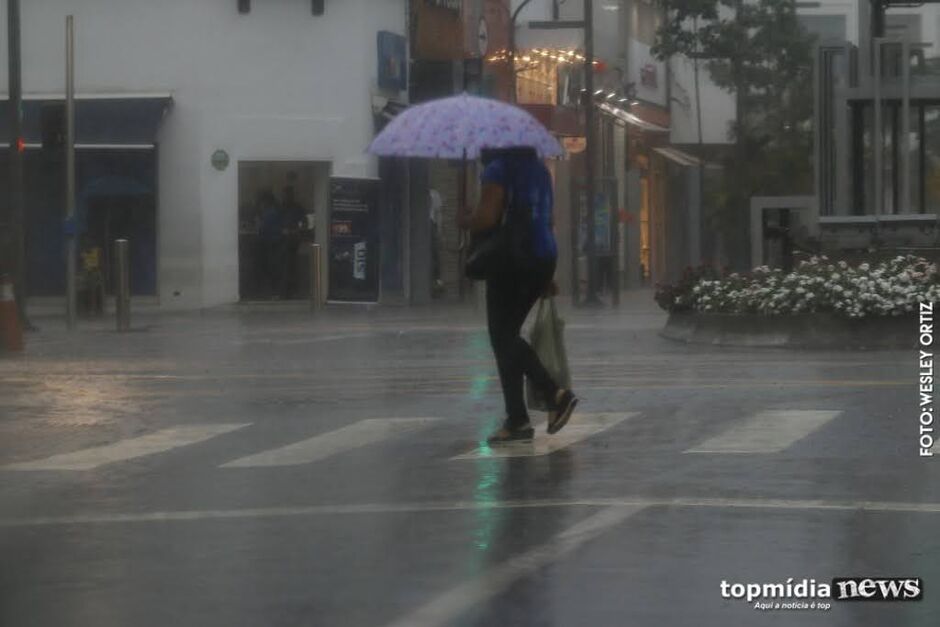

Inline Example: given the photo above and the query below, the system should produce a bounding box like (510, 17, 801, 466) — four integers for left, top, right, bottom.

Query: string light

(485, 47, 596, 66)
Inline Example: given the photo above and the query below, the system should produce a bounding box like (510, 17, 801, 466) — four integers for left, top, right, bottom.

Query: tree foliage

(652, 0, 819, 267)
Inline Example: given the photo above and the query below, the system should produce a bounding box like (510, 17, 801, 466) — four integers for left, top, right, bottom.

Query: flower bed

(656, 255, 940, 319)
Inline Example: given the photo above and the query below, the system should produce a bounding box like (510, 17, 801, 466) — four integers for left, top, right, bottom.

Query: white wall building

(1, 0, 407, 309)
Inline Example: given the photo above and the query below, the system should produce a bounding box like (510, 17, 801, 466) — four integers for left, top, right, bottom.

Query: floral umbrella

(368, 93, 563, 159)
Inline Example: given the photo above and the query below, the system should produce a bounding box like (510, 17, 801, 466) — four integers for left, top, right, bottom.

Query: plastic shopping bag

(526, 297, 572, 411)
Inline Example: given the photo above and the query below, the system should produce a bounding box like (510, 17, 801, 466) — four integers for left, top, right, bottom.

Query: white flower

(838, 261, 848, 269)
(831, 273, 841, 280)
(859, 263, 870, 272)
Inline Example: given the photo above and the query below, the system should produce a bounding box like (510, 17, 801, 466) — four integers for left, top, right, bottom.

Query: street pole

(583, 0, 601, 306)
(65, 15, 77, 330)
(115, 239, 130, 332)
(308, 243, 322, 312)
(7, 0, 29, 328)
(509, 0, 535, 104)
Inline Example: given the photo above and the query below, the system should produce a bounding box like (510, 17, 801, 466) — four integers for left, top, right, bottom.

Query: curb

(660, 312, 916, 349)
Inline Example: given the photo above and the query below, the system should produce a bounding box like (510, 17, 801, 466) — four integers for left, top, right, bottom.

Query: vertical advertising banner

(328, 177, 380, 303)
(577, 178, 617, 256)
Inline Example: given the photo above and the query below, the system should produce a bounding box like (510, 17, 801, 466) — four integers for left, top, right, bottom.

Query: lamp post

(6, 0, 29, 327)
(582, 0, 601, 306)
(508, 0, 536, 103)
(503, 0, 597, 305)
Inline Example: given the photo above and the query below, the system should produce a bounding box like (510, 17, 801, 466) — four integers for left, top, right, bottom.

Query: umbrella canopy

(368, 94, 563, 160)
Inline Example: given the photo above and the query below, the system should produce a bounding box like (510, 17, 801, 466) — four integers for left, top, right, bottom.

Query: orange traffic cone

(0, 275, 24, 353)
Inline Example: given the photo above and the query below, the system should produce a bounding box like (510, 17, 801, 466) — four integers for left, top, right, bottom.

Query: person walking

(459, 147, 578, 443)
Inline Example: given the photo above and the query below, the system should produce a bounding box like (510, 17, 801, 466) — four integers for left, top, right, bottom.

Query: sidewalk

(11, 289, 664, 353)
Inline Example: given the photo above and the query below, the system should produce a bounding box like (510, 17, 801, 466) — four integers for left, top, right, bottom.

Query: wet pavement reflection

(0, 297, 937, 626)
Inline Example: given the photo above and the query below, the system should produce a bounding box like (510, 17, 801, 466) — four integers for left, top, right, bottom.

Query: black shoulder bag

(464, 163, 534, 281)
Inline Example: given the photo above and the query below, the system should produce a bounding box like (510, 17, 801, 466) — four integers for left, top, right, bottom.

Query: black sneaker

(547, 390, 578, 435)
(487, 423, 535, 444)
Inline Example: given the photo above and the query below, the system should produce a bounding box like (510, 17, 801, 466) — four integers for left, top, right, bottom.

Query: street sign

(328, 177, 380, 303)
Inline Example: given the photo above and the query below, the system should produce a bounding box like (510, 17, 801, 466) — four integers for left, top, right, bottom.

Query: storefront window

(515, 53, 560, 105)
(0, 149, 158, 298)
(237, 162, 327, 301)
(925, 106, 940, 213)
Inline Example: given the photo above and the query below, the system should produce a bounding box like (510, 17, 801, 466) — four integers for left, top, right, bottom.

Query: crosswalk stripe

(1, 424, 250, 471)
(452, 412, 636, 459)
(220, 417, 440, 468)
(685, 410, 842, 454)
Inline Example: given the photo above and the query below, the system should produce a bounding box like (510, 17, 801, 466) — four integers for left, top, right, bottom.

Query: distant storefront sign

(563, 136, 587, 154)
(328, 178, 380, 303)
(211, 149, 230, 171)
(630, 40, 667, 106)
(378, 31, 407, 91)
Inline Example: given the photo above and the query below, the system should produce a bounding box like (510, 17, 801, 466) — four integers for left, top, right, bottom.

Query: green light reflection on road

(460, 330, 505, 562)
(471, 455, 502, 553)
(466, 331, 493, 402)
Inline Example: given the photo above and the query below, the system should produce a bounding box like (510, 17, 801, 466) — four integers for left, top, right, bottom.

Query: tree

(652, 0, 817, 270)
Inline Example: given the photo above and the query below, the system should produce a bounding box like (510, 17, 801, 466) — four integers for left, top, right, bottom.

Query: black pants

(486, 259, 559, 429)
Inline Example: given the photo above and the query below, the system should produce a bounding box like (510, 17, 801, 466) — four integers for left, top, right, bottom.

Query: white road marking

(221, 418, 440, 468)
(1, 424, 249, 471)
(685, 410, 842, 454)
(2, 496, 940, 528)
(383, 506, 646, 627)
(452, 412, 636, 459)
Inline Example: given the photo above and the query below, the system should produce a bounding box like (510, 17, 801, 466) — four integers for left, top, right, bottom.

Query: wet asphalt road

(0, 294, 937, 626)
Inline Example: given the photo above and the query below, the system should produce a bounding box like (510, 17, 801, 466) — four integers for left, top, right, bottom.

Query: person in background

(278, 185, 307, 299)
(429, 188, 444, 296)
(78, 238, 104, 316)
(258, 189, 285, 299)
(458, 146, 578, 443)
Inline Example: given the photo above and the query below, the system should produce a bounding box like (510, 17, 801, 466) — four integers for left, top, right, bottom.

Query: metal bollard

(309, 243, 322, 312)
(115, 239, 130, 331)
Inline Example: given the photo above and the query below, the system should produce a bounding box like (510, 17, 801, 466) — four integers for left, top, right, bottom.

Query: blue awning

(0, 93, 172, 147)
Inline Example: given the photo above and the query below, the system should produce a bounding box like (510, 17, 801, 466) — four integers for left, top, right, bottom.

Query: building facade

(1, 0, 408, 310)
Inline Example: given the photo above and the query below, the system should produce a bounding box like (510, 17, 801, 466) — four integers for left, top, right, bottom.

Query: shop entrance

(237, 161, 329, 301)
